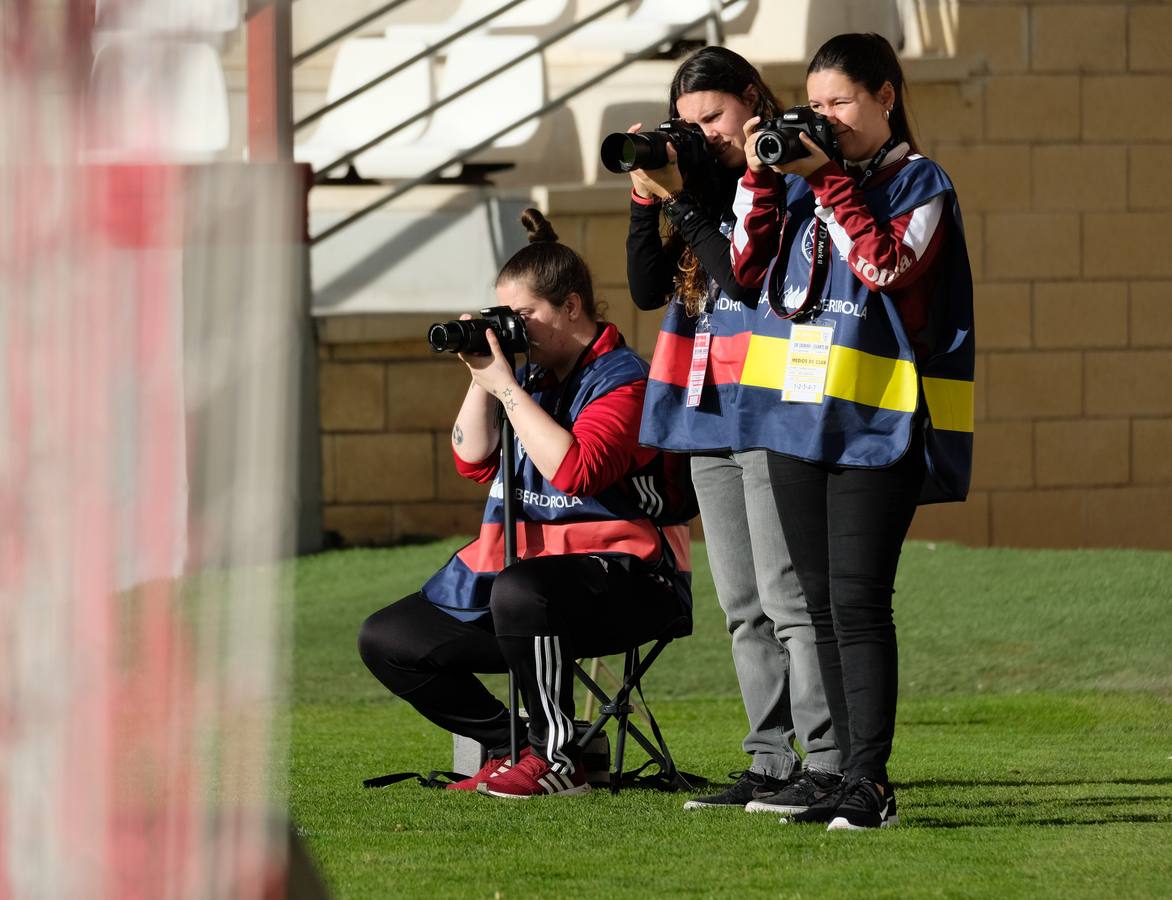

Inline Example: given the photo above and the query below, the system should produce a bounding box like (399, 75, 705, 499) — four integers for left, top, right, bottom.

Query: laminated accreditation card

(782, 323, 834, 403)
(686, 318, 712, 408)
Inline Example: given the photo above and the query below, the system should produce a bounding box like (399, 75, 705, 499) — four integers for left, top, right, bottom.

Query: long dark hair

(808, 32, 919, 154)
(496, 208, 597, 319)
(666, 47, 780, 315)
(669, 45, 781, 122)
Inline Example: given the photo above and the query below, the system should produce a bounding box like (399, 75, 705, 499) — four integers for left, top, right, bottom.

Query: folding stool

(569, 616, 699, 795)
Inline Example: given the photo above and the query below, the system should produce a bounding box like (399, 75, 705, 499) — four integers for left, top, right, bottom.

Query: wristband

(630, 187, 660, 207)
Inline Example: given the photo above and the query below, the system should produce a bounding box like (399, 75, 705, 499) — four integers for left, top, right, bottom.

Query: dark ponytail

(496, 209, 598, 319)
(808, 33, 919, 154)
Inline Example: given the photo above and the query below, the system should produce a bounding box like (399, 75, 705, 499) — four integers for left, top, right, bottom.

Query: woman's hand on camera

(625, 122, 684, 200)
(742, 116, 768, 173)
(459, 326, 518, 402)
(775, 131, 831, 179)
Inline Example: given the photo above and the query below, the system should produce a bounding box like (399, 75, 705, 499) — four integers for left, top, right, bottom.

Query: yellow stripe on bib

(921, 376, 974, 433)
(740, 334, 920, 413)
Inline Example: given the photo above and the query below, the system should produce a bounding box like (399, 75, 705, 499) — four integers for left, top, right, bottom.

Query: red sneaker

(482, 751, 590, 799)
(446, 746, 533, 791)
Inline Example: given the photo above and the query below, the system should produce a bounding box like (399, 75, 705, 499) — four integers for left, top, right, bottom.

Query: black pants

(358, 554, 689, 774)
(766, 434, 925, 784)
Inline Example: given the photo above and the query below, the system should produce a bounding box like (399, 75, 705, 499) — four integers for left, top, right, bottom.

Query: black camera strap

(551, 323, 606, 426)
(768, 136, 900, 323)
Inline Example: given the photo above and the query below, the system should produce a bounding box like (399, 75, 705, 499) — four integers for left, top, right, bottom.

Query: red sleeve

(550, 380, 646, 496)
(730, 166, 783, 290)
(452, 445, 499, 484)
(805, 162, 948, 293)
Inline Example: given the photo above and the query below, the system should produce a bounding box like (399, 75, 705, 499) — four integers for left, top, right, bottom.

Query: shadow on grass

(902, 776, 1172, 788)
(910, 813, 1171, 828)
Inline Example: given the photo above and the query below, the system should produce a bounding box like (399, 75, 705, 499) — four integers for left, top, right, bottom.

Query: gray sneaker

(682, 770, 790, 810)
(744, 768, 843, 815)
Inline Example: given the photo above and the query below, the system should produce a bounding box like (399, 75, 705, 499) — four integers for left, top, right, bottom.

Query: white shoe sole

(826, 813, 899, 830)
(744, 800, 807, 815)
(682, 799, 749, 810)
(484, 783, 591, 799)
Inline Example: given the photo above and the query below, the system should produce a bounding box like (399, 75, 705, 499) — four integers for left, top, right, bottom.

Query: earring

(884, 108, 891, 121)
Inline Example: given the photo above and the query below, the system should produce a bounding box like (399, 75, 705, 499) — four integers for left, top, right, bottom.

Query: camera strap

(551, 323, 606, 425)
(768, 136, 900, 322)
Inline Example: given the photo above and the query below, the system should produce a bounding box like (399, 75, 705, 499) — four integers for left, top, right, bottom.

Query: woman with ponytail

(731, 33, 975, 829)
(358, 209, 693, 800)
(626, 46, 843, 814)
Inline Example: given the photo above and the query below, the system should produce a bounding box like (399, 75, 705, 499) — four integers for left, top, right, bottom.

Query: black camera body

(428, 306, 528, 356)
(754, 106, 841, 168)
(600, 118, 712, 175)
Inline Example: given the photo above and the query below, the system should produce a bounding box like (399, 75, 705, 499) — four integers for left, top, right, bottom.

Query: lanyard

(767, 136, 900, 322)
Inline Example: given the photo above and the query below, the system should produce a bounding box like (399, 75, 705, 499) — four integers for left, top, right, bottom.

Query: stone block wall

(908, 0, 1172, 549)
(318, 317, 488, 545)
(316, 0, 1172, 550)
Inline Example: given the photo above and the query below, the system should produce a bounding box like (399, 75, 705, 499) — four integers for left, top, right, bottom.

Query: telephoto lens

(600, 131, 671, 174)
(427, 319, 492, 355)
(428, 307, 528, 356)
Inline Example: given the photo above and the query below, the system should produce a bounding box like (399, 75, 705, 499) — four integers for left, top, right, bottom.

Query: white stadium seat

(294, 37, 433, 178)
(87, 37, 229, 162)
(356, 35, 546, 181)
(94, 0, 242, 34)
(385, 0, 572, 45)
(566, 0, 751, 52)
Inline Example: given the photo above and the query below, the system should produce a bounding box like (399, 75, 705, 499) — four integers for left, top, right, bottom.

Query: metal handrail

(311, 2, 744, 245)
(309, 0, 630, 179)
(293, 0, 414, 65)
(294, 0, 532, 132)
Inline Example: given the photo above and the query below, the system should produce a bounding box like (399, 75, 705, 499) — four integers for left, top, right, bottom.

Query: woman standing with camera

(358, 209, 693, 799)
(731, 33, 975, 829)
(624, 46, 842, 812)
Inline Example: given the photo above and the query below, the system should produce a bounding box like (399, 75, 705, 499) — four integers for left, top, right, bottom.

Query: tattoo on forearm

(452, 424, 463, 445)
(500, 387, 517, 413)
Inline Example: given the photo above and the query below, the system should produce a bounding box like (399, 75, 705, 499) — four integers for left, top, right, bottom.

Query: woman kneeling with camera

(358, 209, 692, 799)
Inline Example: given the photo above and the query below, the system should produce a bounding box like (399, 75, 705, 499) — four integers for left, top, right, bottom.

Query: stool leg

(611, 648, 637, 795)
(508, 670, 521, 764)
(581, 657, 602, 720)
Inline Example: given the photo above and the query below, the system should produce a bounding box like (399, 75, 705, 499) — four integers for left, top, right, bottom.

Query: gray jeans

(691, 450, 840, 779)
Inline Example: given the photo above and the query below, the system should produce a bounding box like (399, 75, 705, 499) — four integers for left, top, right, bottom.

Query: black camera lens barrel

(600, 131, 672, 174)
(427, 306, 529, 356)
(755, 129, 807, 167)
(428, 319, 491, 355)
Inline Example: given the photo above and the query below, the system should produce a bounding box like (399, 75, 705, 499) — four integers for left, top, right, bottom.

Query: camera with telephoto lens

(599, 118, 713, 175)
(754, 106, 841, 167)
(428, 306, 528, 356)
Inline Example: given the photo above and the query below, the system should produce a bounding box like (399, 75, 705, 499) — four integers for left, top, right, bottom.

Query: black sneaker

(744, 768, 843, 815)
(778, 776, 850, 824)
(826, 777, 899, 830)
(682, 770, 790, 810)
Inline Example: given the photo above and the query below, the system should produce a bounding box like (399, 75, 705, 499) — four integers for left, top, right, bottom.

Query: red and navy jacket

(730, 147, 975, 502)
(422, 323, 693, 621)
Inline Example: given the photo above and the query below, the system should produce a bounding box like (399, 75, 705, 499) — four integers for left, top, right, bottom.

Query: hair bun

(520, 208, 558, 244)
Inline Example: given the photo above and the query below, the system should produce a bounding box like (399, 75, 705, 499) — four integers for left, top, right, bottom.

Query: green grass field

(290, 540, 1172, 898)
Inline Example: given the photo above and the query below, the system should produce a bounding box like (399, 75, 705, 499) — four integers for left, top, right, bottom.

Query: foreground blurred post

(0, 2, 315, 896)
